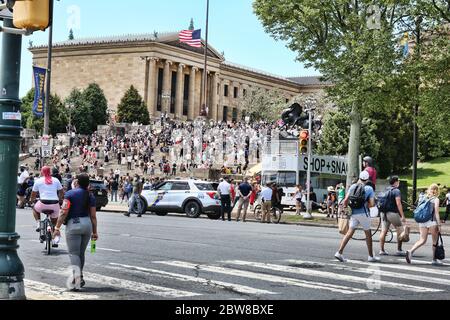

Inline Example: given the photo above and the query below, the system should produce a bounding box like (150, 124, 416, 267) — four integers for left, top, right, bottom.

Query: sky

(1, 0, 320, 98)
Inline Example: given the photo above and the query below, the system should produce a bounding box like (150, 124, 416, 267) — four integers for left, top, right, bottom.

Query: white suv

(130, 179, 221, 219)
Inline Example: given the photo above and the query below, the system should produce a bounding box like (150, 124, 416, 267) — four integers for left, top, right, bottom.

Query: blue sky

(2, 0, 319, 98)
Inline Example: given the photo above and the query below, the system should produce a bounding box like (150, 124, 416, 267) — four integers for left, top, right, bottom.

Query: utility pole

(200, 0, 209, 118)
(43, 0, 54, 136)
(304, 100, 316, 219)
(412, 15, 422, 205)
(0, 14, 26, 300)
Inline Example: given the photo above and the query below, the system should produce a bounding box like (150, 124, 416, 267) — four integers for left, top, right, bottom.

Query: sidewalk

(103, 202, 450, 236)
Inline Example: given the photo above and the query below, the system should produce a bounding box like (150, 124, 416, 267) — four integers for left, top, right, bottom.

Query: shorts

(418, 220, 438, 229)
(349, 214, 371, 231)
(381, 212, 403, 231)
(34, 201, 60, 219)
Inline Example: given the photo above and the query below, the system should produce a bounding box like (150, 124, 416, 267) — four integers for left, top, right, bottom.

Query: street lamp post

(304, 98, 316, 219)
(0, 15, 26, 300)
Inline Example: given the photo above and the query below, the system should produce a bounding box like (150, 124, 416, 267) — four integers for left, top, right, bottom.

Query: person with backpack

(379, 176, 407, 256)
(442, 188, 450, 223)
(406, 184, 443, 265)
(334, 171, 380, 263)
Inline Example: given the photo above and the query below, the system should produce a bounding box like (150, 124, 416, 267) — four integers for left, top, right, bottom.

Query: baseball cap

(359, 171, 370, 181)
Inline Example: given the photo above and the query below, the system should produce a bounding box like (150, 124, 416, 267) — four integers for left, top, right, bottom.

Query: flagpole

(200, 0, 210, 118)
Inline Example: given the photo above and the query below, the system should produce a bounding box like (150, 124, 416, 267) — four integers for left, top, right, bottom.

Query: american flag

(179, 29, 202, 48)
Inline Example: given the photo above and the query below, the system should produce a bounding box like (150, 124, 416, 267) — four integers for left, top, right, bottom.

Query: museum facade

(30, 32, 328, 122)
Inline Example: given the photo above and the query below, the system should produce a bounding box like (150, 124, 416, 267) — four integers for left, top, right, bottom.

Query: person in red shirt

(363, 156, 377, 190)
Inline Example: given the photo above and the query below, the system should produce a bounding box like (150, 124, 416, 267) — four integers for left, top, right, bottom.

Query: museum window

(232, 108, 238, 122)
(223, 106, 228, 122)
(234, 87, 238, 98)
(170, 71, 176, 114)
(157, 68, 163, 112)
(224, 84, 228, 97)
(183, 74, 189, 116)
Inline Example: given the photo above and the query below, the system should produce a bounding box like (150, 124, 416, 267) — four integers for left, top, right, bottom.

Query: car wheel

(207, 211, 221, 220)
(131, 196, 147, 215)
(185, 201, 201, 218)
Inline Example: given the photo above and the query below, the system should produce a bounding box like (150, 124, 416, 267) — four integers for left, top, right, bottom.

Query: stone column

(210, 72, 219, 121)
(175, 63, 185, 119)
(162, 60, 172, 114)
(217, 78, 224, 122)
(147, 57, 158, 117)
(194, 69, 202, 118)
(188, 66, 198, 120)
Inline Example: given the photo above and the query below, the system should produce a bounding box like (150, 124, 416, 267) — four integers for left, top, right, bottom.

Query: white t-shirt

(446, 192, 450, 206)
(32, 177, 63, 201)
(217, 181, 231, 195)
(18, 170, 29, 184)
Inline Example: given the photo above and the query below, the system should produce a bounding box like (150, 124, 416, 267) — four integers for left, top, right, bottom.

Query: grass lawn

(399, 157, 450, 188)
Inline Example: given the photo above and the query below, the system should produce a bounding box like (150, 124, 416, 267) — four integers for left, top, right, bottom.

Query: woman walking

(294, 185, 303, 215)
(53, 173, 98, 291)
(406, 184, 443, 265)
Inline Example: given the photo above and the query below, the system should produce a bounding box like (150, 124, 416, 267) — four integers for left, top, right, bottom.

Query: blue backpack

(413, 197, 435, 223)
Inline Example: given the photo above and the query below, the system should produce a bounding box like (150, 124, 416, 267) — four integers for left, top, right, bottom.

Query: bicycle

(38, 210, 57, 255)
(350, 211, 394, 243)
(253, 202, 283, 224)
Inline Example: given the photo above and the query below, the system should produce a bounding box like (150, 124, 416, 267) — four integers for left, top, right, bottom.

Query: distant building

(30, 32, 330, 121)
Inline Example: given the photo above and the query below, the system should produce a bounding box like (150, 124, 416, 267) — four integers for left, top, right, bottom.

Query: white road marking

(225, 260, 441, 293)
(153, 260, 371, 294)
(285, 259, 450, 287)
(107, 263, 277, 295)
(395, 258, 448, 266)
(344, 259, 450, 277)
(24, 279, 99, 300)
(32, 267, 200, 298)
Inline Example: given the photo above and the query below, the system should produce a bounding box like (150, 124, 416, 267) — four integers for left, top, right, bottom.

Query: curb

(102, 207, 450, 236)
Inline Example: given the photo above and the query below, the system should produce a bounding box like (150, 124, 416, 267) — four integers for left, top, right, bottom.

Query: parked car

(130, 179, 221, 219)
(89, 180, 109, 211)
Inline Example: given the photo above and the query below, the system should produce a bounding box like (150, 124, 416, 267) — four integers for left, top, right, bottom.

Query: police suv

(130, 179, 222, 219)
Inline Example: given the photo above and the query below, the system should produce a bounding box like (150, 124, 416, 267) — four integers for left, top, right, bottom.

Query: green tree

(117, 85, 150, 125)
(68, 28, 74, 40)
(238, 87, 286, 122)
(189, 18, 195, 30)
(20, 88, 68, 136)
(254, 0, 408, 185)
(83, 83, 108, 132)
(65, 88, 93, 135)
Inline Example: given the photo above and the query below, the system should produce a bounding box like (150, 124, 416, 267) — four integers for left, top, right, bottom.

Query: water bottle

(90, 239, 96, 253)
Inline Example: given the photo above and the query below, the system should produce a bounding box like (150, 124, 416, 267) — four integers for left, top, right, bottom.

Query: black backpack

(348, 183, 366, 209)
(378, 188, 396, 213)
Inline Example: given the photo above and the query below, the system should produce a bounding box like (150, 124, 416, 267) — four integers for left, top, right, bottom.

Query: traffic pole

(0, 17, 26, 300)
(304, 107, 313, 219)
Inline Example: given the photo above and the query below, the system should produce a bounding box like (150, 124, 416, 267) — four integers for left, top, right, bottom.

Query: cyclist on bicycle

(30, 166, 64, 245)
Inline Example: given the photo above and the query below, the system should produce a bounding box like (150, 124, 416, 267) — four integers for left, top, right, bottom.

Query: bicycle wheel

(351, 218, 381, 241)
(46, 231, 52, 255)
(254, 205, 261, 220)
(272, 207, 282, 224)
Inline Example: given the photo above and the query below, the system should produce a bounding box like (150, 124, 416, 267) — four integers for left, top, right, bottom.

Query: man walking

(379, 176, 407, 256)
(236, 178, 253, 222)
(334, 171, 380, 263)
(260, 183, 273, 223)
(110, 178, 119, 203)
(125, 174, 143, 217)
(443, 188, 450, 223)
(363, 156, 377, 190)
(217, 178, 232, 221)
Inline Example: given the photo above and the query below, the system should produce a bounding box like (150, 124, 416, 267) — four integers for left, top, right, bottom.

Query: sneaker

(334, 252, 347, 263)
(80, 277, 85, 288)
(432, 260, 444, 266)
(396, 250, 406, 256)
(406, 250, 412, 264)
(35, 222, 41, 232)
(379, 250, 389, 256)
(137, 214, 142, 218)
(368, 256, 381, 263)
(123, 213, 130, 217)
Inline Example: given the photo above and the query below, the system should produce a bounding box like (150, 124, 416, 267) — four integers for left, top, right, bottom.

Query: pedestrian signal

(299, 130, 309, 154)
(13, 0, 50, 31)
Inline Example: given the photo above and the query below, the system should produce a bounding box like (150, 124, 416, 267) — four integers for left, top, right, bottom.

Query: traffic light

(299, 130, 309, 154)
(12, 0, 50, 31)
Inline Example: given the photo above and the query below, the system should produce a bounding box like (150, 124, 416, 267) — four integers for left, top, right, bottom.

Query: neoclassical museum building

(30, 32, 329, 122)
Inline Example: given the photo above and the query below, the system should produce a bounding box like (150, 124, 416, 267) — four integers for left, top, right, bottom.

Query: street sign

(300, 155, 348, 176)
(42, 145, 51, 158)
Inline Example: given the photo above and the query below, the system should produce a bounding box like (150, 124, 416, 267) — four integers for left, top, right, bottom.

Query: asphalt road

(14, 208, 450, 300)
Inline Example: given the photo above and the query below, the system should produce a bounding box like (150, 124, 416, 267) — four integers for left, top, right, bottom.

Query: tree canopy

(117, 85, 150, 125)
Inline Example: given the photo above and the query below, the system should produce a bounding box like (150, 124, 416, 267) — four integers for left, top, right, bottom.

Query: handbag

(338, 213, 349, 235)
(434, 232, 445, 260)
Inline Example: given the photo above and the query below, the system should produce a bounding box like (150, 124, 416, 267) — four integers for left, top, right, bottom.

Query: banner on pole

(32, 66, 47, 118)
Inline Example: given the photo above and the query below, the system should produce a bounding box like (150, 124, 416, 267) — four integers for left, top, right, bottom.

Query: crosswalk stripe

(396, 258, 448, 266)
(224, 260, 441, 293)
(31, 267, 201, 298)
(285, 259, 450, 288)
(24, 279, 99, 300)
(345, 259, 450, 277)
(106, 262, 277, 295)
(153, 260, 371, 294)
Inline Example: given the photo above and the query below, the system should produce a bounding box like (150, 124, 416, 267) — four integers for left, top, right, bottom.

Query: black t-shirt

(387, 187, 401, 213)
